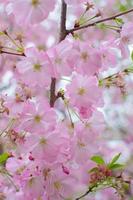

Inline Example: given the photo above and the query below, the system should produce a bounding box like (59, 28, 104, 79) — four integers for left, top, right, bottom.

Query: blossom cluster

(0, 0, 132, 200)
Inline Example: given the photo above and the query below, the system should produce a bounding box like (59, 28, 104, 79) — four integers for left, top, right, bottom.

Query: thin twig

(67, 8, 133, 34)
(75, 187, 93, 200)
(0, 50, 25, 57)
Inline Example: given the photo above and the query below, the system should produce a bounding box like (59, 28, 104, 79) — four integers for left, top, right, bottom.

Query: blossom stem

(99, 66, 133, 87)
(68, 8, 133, 34)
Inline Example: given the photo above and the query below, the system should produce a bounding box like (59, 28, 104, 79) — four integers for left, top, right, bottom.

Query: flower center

(78, 141, 86, 148)
(43, 168, 50, 180)
(54, 181, 62, 190)
(28, 177, 35, 187)
(55, 57, 62, 65)
(81, 52, 88, 61)
(77, 87, 86, 95)
(31, 0, 39, 6)
(34, 115, 41, 123)
(33, 63, 41, 71)
(39, 138, 47, 145)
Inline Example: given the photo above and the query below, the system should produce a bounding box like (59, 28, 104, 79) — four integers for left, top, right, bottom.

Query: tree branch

(59, 0, 67, 42)
(67, 8, 133, 34)
(50, 0, 67, 107)
(50, 77, 57, 107)
(0, 50, 25, 57)
(75, 187, 93, 200)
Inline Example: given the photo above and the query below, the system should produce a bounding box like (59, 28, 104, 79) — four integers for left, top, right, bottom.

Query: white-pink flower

(66, 74, 102, 111)
(16, 47, 52, 87)
(11, 0, 56, 24)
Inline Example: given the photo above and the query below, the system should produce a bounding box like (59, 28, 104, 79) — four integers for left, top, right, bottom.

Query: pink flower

(73, 41, 102, 76)
(73, 117, 103, 164)
(48, 39, 74, 78)
(19, 100, 56, 133)
(24, 132, 61, 163)
(16, 47, 51, 87)
(11, 0, 56, 24)
(66, 74, 102, 111)
(65, 0, 86, 4)
(99, 42, 118, 70)
(44, 167, 78, 200)
(120, 22, 133, 44)
(78, 102, 94, 118)
(115, 22, 133, 58)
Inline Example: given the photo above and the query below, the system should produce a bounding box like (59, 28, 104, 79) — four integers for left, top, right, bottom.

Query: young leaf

(0, 152, 9, 165)
(108, 163, 124, 170)
(110, 153, 121, 165)
(91, 155, 105, 165)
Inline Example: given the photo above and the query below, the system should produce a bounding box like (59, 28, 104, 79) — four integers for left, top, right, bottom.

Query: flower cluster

(0, 0, 132, 200)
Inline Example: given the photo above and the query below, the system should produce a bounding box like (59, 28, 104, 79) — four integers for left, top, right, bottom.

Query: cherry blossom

(11, 0, 56, 24)
(0, 0, 132, 199)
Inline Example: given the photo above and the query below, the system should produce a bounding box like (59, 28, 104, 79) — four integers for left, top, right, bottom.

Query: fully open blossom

(19, 100, 56, 133)
(73, 41, 102, 76)
(11, 0, 56, 24)
(16, 47, 52, 87)
(66, 74, 102, 113)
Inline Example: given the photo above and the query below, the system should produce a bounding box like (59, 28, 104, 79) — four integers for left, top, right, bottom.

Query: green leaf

(110, 153, 121, 164)
(91, 155, 105, 165)
(107, 153, 122, 169)
(0, 152, 9, 165)
(108, 163, 124, 170)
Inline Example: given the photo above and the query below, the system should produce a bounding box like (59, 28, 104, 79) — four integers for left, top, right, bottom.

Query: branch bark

(0, 50, 25, 57)
(59, 0, 67, 42)
(50, 0, 67, 107)
(75, 187, 93, 200)
(67, 8, 133, 34)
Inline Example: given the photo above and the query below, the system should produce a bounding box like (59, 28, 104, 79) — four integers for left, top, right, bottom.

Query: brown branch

(67, 8, 133, 34)
(59, 0, 67, 42)
(75, 187, 93, 200)
(0, 50, 25, 57)
(50, 77, 57, 107)
(50, 0, 67, 107)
